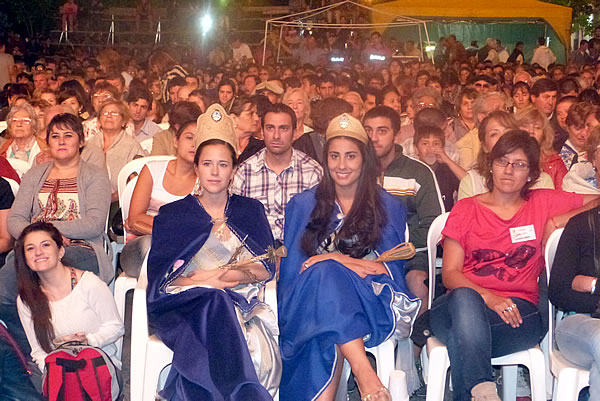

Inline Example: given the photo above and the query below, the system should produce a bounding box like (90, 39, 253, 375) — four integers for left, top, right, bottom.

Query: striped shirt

(231, 148, 323, 241)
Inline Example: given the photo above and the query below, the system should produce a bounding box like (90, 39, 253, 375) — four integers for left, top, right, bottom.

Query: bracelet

(592, 278, 598, 295)
(550, 217, 560, 229)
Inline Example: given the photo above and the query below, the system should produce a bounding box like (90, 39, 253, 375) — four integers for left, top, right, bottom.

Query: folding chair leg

(501, 365, 517, 401)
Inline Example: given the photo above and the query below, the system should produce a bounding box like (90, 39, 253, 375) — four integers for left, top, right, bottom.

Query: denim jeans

(555, 314, 600, 401)
(429, 287, 543, 401)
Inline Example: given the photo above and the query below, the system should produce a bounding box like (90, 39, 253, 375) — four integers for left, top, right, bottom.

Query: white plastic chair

(545, 228, 590, 401)
(423, 214, 546, 401)
(117, 156, 175, 212)
(7, 158, 30, 179)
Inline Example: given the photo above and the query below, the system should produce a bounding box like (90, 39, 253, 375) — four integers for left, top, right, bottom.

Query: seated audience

(86, 100, 146, 200)
(16, 222, 124, 373)
(146, 108, 279, 399)
(1, 103, 47, 166)
(561, 102, 596, 170)
(563, 125, 600, 194)
(278, 113, 420, 400)
(121, 119, 198, 277)
(431, 130, 597, 401)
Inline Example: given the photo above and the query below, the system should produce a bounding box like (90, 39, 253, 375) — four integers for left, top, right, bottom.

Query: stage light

(425, 45, 436, 52)
(200, 14, 213, 35)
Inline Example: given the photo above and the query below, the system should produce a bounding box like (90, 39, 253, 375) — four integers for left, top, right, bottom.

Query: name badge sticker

(509, 224, 536, 243)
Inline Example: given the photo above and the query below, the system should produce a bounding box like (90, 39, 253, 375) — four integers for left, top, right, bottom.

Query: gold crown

(194, 104, 238, 153)
(325, 113, 369, 145)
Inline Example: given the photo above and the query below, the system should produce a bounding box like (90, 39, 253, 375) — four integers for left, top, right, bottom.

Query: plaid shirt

(231, 148, 323, 241)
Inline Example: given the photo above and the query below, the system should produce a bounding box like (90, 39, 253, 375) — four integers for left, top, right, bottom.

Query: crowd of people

(4, 21, 600, 401)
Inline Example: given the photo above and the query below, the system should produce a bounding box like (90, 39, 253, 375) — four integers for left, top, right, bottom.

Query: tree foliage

(543, 0, 598, 34)
(0, 0, 60, 36)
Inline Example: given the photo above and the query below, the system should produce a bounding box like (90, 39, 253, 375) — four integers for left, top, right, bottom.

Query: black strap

(91, 359, 104, 400)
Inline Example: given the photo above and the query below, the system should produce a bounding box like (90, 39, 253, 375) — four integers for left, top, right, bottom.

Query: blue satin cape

(147, 194, 276, 401)
(277, 187, 421, 400)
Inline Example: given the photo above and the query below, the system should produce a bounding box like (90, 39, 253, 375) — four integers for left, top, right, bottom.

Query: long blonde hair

(515, 106, 554, 160)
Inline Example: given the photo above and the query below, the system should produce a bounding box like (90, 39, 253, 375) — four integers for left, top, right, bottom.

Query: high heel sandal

(361, 387, 391, 401)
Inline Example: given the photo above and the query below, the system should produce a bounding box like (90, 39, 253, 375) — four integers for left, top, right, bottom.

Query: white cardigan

(17, 271, 124, 371)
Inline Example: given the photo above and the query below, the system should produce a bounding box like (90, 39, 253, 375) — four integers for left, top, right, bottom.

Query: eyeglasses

(493, 158, 530, 171)
(93, 93, 113, 99)
(417, 102, 435, 109)
(475, 83, 491, 89)
(101, 111, 121, 117)
(11, 117, 32, 125)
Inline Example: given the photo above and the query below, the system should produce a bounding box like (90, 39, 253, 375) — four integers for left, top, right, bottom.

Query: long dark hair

(15, 222, 64, 353)
(301, 136, 385, 258)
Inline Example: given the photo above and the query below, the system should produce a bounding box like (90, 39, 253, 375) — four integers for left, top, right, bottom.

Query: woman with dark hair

(229, 96, 265, 163)
(511, 81, 531, 113)
(430, 130, 597, 401)
(120, 120, 198, 278)
(147, 104, 280, 400)
(278, 113, 420, 400)
(451, 87, 479, 142)
(458, 111, 554, 199)
(218, 78, 236, 111)
(57, 89, 88, 120)
(16, 221, 123, 373)
(58, 79, 91, 119)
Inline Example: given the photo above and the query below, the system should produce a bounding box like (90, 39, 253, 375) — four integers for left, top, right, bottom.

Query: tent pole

(276, 25, 284, 63)
(423, 22, 432, 63)
(262, 21, 269, 66)
(418, 24, 423, 62)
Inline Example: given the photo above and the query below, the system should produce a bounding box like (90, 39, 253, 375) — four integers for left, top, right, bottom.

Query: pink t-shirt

(442, 189, 584, 304)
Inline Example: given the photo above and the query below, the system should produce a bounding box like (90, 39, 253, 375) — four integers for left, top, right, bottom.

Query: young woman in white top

(121, 120, 198, 277)
(16, 222, 124, 373)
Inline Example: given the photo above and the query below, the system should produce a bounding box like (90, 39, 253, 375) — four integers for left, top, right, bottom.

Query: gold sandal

(361, 387, 391, 401)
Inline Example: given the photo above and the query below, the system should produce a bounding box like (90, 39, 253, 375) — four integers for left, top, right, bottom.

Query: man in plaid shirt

(231, 103, 323, 242)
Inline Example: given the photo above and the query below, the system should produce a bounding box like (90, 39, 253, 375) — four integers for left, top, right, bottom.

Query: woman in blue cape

(278, 113, 421, 401)
(146, 105, 281, 401)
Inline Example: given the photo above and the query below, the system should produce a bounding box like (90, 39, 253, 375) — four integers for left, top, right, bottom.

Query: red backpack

(43, 342, 121, 401)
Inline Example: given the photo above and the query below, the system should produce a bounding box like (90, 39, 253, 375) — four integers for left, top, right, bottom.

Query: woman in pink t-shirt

(430, 130, 598, 401)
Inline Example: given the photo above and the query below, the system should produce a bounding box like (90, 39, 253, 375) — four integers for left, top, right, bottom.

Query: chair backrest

(7, 158, 31, 179)
(545, 227, 564, 360)
(117, 156, 175, 209)
(139, 138, 153, 154)
(132, 252, 150, 343)
(158, 123, 170, 131)
(427, 212, 450, 309)
(120, 177, 138, 239)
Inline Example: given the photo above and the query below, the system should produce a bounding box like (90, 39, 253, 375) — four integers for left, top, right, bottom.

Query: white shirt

(17, 272, 125, 371)
(232, 43, 254, 63)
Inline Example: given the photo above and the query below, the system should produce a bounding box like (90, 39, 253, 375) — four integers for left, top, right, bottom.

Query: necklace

(212, 217, 228, 241)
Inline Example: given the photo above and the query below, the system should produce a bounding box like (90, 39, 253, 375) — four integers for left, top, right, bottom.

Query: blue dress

(147, 194, 280, 401)
(277, 187, 421, 400)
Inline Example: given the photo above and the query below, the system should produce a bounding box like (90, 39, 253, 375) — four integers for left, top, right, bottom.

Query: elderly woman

(450, 87, 479, 142)
(458, 111, 555, 199)
(283, 87, 312, 135)
(87, 100, 146, 201)
(563, 125, 600, 194)
(432, 130, 597, 401)
(561, 102, 596, 170)
(1, 103, 47, 166)
(230, 96, 264, 163)
(82, 82, 134, 141)
(516, 106, 567, 189)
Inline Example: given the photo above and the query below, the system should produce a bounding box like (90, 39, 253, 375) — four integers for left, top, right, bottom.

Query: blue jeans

(555, 314, 600, 401)
(429, 287, 543, 401)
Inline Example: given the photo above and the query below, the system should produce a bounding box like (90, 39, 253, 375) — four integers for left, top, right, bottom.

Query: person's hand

(189, 269, 239, 289)
(35, 150, 54, 165)
(301, 253, 385, 278)
(483, 292, 522, 328)
(430, 146, 450, 164)
(53, 332, 88, 345)
(61, 235, 71, 246)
